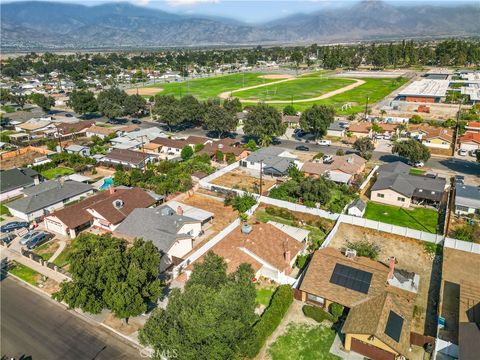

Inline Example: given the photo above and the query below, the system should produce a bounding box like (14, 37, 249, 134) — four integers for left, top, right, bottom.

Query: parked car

(383, 134, 392, 140)
(412, 161, 425, 168)
(131, 119, 142, 124)
(295, 145, 309, 151)
(374, 134, 383, 140)
(458, 149, 467, 156)
(0, 221, 29, 233)
(317, 140, 332, 146)
(26, 232, 51, 250)
(469, 149, 478, 157)
(454, 175, 465, 184)
(0, 233, 16, 245)
(65, 113, 73, 118)
(19, 231, 40, 245)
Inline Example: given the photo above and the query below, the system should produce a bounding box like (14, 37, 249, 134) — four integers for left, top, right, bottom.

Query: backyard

(268, 324, 339, 360)
(364, 202, 439, 233)
(210, 169, 276, 195)
(256, 285, 276, 307)
(40, 166, 75, 180)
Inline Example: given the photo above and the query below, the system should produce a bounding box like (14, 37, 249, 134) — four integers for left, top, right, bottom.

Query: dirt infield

(259, 74, 294, 80)
(125, 87, 163, 96)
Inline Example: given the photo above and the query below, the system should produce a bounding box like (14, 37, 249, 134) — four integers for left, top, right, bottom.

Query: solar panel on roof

(329, 263, 373, 294)
(385, 311, 404, 342)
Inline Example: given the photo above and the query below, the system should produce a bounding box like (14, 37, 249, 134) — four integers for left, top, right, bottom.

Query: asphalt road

(1, 276, 142, 360)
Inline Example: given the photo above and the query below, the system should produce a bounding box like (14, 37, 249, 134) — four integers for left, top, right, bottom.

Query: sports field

(147, 72, 278, 100)
(232, 77, 354, 101)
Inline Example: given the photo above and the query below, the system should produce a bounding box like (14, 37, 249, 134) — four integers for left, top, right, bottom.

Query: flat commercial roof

(399, 79, 450, 98)
(461, 84, 480, 101)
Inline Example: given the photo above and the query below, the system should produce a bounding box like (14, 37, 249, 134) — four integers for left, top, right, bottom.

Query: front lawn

(409, 168, 426, 175)
(53, 239, 76, 268)
(268, 324, 339, 360)
(41, 166, 75, 180)
(256, 286, 276, 307)
(0, 203, 11, 217)
(8, 262, 41, 285)
(364, 202, 439, 233)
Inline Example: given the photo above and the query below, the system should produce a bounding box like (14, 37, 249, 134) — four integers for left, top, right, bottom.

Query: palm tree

(260, 134, 272, 147)
(380, 109, 387, 119)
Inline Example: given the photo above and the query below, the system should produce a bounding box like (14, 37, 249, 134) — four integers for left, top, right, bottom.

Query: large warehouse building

(398, 79, 450, 103)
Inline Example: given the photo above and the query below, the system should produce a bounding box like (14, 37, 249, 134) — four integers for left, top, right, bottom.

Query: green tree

(243, 103, 286, 139)
(204, 105, 238, 138)
(283, 105, 297, 116)
(68, 90, 98, 115)
(392, 139, 431, 163)
(216, 149, 224, 162)
(180, 95, 205, 125)
(97, 88, 128, 119)
(353, 137, 375, 159)
(223, 97, 242, 115)
(300, 105, 335, 140)
(181, 145, 194, 160)
(409, 114, 424, 124)
(30, 93, 55, 111)
(246, 139, 259, 151)
(123, 94, 146, 117)
(139, 252, 256, 360)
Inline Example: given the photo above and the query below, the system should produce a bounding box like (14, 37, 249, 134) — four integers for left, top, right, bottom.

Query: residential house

(0, 168, 40, 201)
(54, 121, 95, 139)
(151, 137, 188, 158)
(64, 144, 90, 157)
(282, 115, 300, 128)
(370, 162, 447, 208)
(102, 148, 156, 169)
(239, 147, 300, 177)
(439, 246, 480, 360)
(459, 132, 480, 152)
(5, 180, 94, 221)
(164, 200, 214, 225)
(114, 205, 206, 271)
(44, 187, 156, 238)
(347, 199, 366, 217)
(86, 125, 119, 139)
(327, 121, 346, 137)
(410, 125, 453, 149)
(298, 247, 420, 360)
(454, 184, 480, 216)
(301, 154, 366, 184)
(15, 119, 56, 138)
(111, 127, 165, 146)
(465, 121, 480, 133)
(187, 223, 307, 283)
(348, 122, 372, 138)
(199, 142, 250, 162)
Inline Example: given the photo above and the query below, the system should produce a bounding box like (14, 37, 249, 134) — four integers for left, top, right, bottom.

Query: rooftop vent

(241, 224, 252, 234)
(160, 207, 174, 216)
(113, 199, 124, 209)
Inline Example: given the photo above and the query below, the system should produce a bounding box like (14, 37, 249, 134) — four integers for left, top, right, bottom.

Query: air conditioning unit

(345, 248, 357, 259)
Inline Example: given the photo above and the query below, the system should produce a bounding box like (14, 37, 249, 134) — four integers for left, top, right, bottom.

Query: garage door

(351, 338, 395, 360)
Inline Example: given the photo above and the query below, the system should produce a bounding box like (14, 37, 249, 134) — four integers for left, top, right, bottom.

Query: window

(377, 193, 385, 198)
(397, 197, 405, 202)
(250, 161, 255, 165)
(456, 205, 469, 212)
(307, 293, 324, 305)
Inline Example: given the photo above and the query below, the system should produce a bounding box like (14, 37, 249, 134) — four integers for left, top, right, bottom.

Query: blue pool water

(99, 177, 113, 190)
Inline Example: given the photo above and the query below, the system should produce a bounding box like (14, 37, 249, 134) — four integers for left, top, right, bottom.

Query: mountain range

(1, 1, 479, 51)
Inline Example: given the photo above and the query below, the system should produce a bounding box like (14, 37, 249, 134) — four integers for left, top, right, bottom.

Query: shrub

(302, 305, 333, 323)
(295, 254, 310, 270)
(194, 143, 204, 152)
(181, 145, 194, 160)
(345, 239, 380, 260)
(244, 285, 293, 358)
(226, 152, 236, 164)
(265, 206, 296, 220)
(409, 114, 424, 124)
(336, 149, 345, 156)
(329, 303, 344, 321)
(231, 193, 257, 213)
(216, 149, 224, 162)
(313, 152, 324, 160)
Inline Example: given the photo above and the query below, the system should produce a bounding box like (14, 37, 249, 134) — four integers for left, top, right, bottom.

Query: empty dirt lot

(328, 223, 440, 336)
(210, 169, 276, 195)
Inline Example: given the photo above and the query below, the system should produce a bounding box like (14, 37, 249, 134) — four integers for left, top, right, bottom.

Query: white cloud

(167, 0, 220, 6)
(131, 0, 151, 5)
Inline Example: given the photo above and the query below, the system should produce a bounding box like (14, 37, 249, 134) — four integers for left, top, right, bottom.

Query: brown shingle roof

(299, 247, 389, 308)
(56, 121, 95, 135)
(104, 148, 149, 165)
(282, 115, 300, 124)
(151, 137, 188, 149)
(191, 223, 305, 274)
(199, 143, 248, 157)
(342, 289, 415, 356)
(185, 136, 209, 145)
(416, 124, 453, 142)
(87, 125, 118, 136)
(348, 122, 372, 134)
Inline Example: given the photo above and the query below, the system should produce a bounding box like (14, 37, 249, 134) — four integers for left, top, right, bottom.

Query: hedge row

(302, 305, 333, 323)
(244, 285, 293, 358)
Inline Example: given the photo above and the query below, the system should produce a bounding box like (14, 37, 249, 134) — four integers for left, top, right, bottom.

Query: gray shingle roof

(0, 168, 38, 193)
(377, 161, 411, 175)
(114, 207, 200, 253)
(455, 184, 480, 209)
(6, 180, 93, 214)
(245, 147, 295, 175)
(349, 199, 366, 212)
(328, 121, 345, 132)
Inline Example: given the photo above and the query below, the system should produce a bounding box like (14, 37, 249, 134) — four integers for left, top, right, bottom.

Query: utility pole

(364, 96, 370, 121)
(453, 98, 463, 155)
(139, 134, 148, 173)
(259, 160, 263, 196)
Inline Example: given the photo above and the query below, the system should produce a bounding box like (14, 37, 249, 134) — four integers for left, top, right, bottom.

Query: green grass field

(364, 202, 439, 233)
(256, 286, 276, 307)
(9, 262, 40, 285)
(233, 77, 354, 101)
(268, 324, 340, 360)
(41, 167, 74, 180)
(148, 72, 278, 100)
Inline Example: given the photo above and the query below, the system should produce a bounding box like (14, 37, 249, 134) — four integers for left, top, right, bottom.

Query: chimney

(388, 256, 396, 280)
(177, 206, 183, 216)
(284, 239, 291, 263)
(109, 187, 115, 195)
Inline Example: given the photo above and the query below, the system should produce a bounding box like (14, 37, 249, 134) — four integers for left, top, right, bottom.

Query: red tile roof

(460, 132, 480, 144)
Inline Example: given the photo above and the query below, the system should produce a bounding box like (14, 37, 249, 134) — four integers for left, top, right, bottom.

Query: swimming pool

(99, 177, 113, 190)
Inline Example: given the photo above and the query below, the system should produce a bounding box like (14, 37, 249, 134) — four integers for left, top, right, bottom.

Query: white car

(317, 140, 331, 146)
(458, 149, 467, 156)
(383, 134, 391, 140)
(413, 161, 424, 167)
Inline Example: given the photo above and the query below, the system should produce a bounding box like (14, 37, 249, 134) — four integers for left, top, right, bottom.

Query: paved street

(1, 276, 142, 360)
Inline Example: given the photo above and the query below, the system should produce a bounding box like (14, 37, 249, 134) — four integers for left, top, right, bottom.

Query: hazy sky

(7, 0, 477, 23)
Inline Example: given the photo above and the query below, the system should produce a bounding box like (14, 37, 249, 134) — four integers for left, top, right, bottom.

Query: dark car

(0, 233, 16, 245)
(295, 145, 310, 151)
(26, 232, 51, 250)
(65, 113, 73, 118)
(0, 221, 29, 233)
(20, 231, 40, 245)
(131, 119, 142, 124)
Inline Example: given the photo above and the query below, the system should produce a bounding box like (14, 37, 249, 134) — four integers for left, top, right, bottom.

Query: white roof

(399, 79, 450, 98)
(165, 200, 214, 222)
(112, 140, 141, 150)
(324, 170, 352, 184)
(267, 221, 309, 242)
(65, 174, 91, 183)
(461, 83, 480, 101)
(65, 144, 87, 152)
